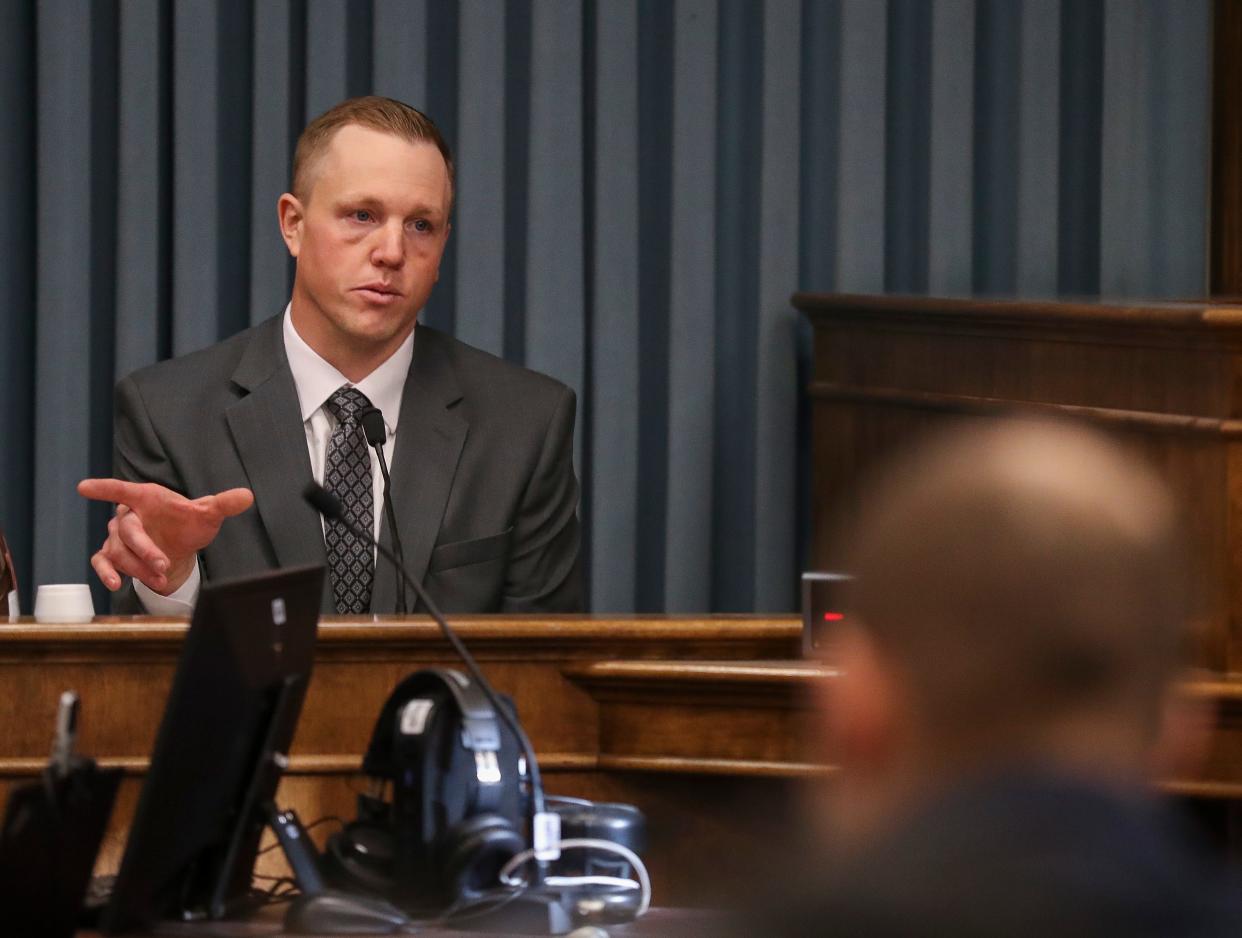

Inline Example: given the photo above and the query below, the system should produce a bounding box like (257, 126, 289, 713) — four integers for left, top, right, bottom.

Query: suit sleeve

(109, 374, 190, 615)
(501, 385, 583, 613)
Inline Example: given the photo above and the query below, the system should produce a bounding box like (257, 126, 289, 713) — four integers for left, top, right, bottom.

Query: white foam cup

(34, 584, 96, 623)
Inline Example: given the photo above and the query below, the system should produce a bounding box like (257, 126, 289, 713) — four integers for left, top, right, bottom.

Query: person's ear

(277, 193, 306, 258)
(825, 624, 902, 774)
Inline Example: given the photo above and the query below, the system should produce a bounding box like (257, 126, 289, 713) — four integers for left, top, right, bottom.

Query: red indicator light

(822, 612, 844, 622)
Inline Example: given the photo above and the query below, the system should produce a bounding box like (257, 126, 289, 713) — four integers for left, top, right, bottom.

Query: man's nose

(371, 222, 405, 268)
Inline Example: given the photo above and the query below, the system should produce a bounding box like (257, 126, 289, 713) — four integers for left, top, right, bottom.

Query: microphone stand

(356, 407, 407, 615)
(304, 484, 571, 933)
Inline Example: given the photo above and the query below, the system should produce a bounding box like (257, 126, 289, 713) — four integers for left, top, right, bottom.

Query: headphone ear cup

(438, 813, 524, 900)
(321, 821, 398, 898)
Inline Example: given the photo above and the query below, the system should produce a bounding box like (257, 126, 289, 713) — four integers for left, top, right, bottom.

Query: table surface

(78, 905, 725, 937)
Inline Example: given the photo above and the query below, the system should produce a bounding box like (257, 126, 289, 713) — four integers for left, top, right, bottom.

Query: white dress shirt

(136, 305, 415, 614)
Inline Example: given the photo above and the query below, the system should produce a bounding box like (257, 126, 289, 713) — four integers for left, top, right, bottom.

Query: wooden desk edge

(0, 614, 803, 645)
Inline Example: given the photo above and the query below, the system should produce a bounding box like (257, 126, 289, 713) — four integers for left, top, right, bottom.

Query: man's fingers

(204, 487, 255, 518)
(82, 479, 252, 524)
(78, 478, 151, 507)
(104, 516, 168, 588)
(108, 535, 168, 591)
(90, 551, 123, 592)
(116, 511, 170, 573)
(93, 539, 167, 592)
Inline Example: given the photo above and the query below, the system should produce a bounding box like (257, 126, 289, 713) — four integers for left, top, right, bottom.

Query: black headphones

(322, 668, 526, 910)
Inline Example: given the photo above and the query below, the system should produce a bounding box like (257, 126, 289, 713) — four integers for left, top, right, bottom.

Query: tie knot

(325, 385, 372, 424)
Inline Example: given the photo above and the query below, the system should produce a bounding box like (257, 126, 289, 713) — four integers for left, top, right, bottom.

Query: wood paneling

(797, 292, 1242, 674)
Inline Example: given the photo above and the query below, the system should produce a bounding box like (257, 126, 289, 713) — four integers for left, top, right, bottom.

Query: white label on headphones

(475, 750, 501, 785)
(399, 699, 435, 735)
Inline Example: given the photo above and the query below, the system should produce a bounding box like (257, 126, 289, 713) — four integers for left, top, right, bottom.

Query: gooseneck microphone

(356, 406, 408, 615)
(303, 483, 555, 885)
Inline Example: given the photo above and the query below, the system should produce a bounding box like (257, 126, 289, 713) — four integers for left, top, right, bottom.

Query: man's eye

(411, 219, 429, 233)
(352, 210, 373, 223)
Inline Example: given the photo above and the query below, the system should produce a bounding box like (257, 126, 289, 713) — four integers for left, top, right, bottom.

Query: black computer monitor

(100, 564, 324, 935)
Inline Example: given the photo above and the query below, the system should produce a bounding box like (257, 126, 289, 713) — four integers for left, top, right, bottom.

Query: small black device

(0, 692, 120, 938)
(99, 564, 324, 934)
(801, 571, 852, 656)
(270, 807, 329, 896)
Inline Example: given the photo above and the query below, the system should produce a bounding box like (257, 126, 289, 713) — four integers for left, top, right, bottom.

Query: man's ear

(277, 193, 305, 258)
(825, 623, 902, 774)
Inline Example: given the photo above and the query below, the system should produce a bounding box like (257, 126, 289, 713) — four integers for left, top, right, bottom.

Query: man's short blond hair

(291, 96, 455, 204)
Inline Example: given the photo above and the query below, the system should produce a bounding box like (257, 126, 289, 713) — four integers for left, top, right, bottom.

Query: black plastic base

(443, 891, 574, 935)
(283, 890, 411, 935)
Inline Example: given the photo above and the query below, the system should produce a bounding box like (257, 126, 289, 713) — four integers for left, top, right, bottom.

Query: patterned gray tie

(323, 385, 374, 614)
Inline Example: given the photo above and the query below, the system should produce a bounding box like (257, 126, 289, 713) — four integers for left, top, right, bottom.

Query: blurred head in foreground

(762, 418, 1242, 938)
(827, 417, 1190, 842)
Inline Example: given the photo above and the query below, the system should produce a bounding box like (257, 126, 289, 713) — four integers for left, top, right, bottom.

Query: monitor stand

(269, 805, 410, 934)
(206, 675, 304, 920)
(268, 806, 574, 935)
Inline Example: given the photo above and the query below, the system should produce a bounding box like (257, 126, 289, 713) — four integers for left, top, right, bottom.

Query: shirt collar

(282, 304, 414, 436)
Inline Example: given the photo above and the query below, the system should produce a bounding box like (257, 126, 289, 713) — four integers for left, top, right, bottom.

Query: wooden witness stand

(0, 614, 824, 914)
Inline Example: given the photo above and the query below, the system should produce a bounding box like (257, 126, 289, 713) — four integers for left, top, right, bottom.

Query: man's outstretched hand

(77, 479, 254, 595)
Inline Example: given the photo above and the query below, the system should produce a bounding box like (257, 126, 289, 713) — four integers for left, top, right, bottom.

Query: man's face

(280, 124, 451, 370)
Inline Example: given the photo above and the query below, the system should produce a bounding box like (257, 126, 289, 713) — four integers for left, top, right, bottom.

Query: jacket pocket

(428, 527, 513, 573)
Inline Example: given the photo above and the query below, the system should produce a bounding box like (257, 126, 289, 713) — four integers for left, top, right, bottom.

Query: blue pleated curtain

(0, 0, 1211, 613)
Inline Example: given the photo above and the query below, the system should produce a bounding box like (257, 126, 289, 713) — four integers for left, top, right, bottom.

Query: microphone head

(303, 483, 342, 520)
(358, 407, 387, 447)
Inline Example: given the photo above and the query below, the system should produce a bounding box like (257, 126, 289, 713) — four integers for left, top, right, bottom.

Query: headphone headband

(362, 668, 501, 778)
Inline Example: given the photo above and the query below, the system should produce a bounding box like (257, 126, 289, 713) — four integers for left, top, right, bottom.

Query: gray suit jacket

(112, 315, 582, 614)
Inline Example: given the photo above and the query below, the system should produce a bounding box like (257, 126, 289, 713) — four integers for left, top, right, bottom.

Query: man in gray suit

(79, 97, 581, 615)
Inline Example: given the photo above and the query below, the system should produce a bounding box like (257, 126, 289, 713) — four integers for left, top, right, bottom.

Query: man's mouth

(354, 284, 402, 304)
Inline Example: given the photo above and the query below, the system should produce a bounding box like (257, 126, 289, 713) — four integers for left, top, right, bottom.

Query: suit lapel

(371, 326, 467, 614)
(224, 318, 329, 605)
